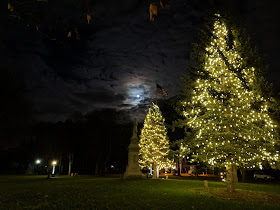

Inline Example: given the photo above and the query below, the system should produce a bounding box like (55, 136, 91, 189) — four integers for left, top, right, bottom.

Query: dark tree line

(30, 109, 134, 175)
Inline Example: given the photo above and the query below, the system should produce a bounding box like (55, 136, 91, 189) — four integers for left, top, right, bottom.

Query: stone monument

(123, 119, 143, 179)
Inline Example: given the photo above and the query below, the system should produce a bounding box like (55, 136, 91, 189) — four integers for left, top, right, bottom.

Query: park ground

(0, 175, 280, 209)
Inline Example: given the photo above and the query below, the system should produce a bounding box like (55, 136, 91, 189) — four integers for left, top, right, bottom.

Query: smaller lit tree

(139, 103, 174, 178)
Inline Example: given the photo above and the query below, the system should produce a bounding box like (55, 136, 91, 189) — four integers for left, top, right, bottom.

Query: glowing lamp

(52, 161, 57, 175)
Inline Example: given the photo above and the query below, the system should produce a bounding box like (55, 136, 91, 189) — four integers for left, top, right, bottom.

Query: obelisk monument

(123, 119, 143, 179)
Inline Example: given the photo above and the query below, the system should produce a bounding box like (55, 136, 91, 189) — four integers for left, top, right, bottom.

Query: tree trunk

(156, 167, 159, 178)
(240, 168, 247, 182)
(178, 157, 182, 176)
(221, 72, 235, 191)
(233, 166, 238, 183)
(95, 160, 99, 175)
(68, 153, 73, 176)
(153, 164, 157, 179)
(68, 161, 72, 176)
(226, 160, 235, 192)
(46, 158, 50, 178)
(59, 154, 63, 175)
(95, 152, 102, 175)
(60, 164, 63, 175)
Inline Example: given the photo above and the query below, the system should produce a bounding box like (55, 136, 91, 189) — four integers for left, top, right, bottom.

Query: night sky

(5, 0, 280, 122)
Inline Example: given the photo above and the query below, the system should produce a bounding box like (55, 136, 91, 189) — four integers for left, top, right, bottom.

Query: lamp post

(52, 161, 57, 177)
(35, 159, 41, 174)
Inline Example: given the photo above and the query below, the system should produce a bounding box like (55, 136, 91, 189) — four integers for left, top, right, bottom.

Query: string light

(139, 103, 175, 170)
(183, 14, 279, 169)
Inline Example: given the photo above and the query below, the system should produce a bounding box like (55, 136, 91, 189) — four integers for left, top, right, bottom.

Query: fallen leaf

(149, 3, 157, 21)
(87, 14, 92, 24)
(8, 3, 14, 12)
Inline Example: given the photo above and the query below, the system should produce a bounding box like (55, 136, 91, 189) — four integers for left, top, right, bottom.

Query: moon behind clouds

(124, 84, 150, 106)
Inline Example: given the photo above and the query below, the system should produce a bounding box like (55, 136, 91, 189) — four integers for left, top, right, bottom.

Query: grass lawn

(0, 175, 280, 209)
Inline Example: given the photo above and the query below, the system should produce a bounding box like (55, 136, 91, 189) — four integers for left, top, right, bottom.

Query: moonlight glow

(125, 84, 150, 106)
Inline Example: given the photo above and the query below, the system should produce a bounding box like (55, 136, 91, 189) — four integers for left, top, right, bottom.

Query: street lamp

(35, 159, 41, 174)
(52, 161, 57, 176)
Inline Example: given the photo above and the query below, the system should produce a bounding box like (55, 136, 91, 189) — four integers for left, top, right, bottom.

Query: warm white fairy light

(184, 14, 279, 169)
(139, 103, 175, 170)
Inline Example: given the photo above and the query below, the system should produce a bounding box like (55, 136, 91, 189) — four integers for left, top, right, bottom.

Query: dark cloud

(118, 104, 133, 108)
(6, 0, 280, 122)
(75, 89, 125, 103)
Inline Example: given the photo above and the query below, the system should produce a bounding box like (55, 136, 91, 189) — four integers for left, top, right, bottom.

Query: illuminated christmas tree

(181, 13, 279, 191)
(139, 103, 173, 178)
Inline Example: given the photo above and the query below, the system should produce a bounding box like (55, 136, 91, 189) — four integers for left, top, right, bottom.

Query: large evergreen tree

(139, 103, 173, 178)
(179, 13, 279, 191)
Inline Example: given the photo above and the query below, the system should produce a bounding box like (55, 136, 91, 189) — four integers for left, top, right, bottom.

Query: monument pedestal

(123, 119, 144, 179)
(123, 143, 143, 179)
